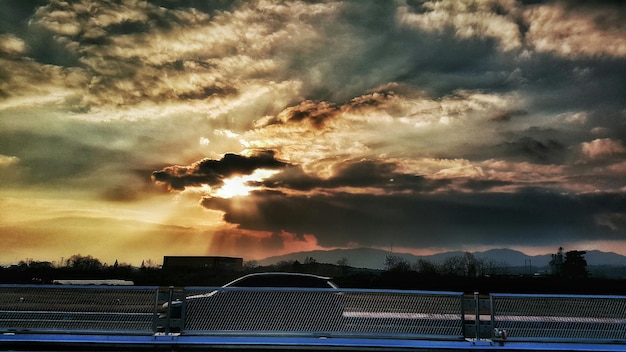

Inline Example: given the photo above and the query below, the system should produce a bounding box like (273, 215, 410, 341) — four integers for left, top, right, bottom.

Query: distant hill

(585, 250, 626, 266)
(258, 248, 626, 270)
(258, 248, 392, 269)
(473, 249, 551, 267)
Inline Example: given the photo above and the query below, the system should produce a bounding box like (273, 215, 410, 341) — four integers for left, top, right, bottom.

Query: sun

(213, 169, 278, 198)
(214, 176, 251, 198)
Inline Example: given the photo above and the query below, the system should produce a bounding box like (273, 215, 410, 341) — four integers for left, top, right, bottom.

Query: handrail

(490, 292, 626, 343)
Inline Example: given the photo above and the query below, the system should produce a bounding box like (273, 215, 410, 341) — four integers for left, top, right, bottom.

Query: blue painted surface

(2, 333, 626, 351)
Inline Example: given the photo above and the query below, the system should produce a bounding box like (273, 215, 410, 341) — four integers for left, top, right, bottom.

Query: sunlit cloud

(397, 0, 626, 59)
(0, 155, 20, 167)
(397, 0, 523, 52)
(524, 4, 626, 59)
(581, 138, 626, 159)
(0, 34, 26, 56)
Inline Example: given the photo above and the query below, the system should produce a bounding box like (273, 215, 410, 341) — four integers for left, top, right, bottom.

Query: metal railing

(0, 285, 158, 334)
(491, 293, 626, 343)
(2, 284, 626, 350)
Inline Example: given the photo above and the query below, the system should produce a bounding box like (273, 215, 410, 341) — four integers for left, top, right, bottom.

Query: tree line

(0, 248, 593, 289)
(383, 252, 510, 277)
(382, 248, 589, 279)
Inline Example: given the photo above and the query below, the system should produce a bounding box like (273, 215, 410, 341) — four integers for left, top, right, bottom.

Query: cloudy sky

(1, 0, 626, 266)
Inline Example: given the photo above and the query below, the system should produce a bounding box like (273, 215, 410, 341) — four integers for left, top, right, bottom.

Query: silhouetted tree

(274, 260, 301, 272)
(66, 254, 103, 271)
(21, 261, 54, 270)
(481, 258, 509, 276)
(243, 260, 260, 271)
(336, 257, 349, 267)
(413, 259, 438, 275)
(549, 247, 565, 277)
(336, 257, 349, 276)
(439, 253, 481, 277)
(384, 255, 411, 272)
(464, 252, 478, 277)
(563, 250, 588, 279)
(439, 256, 465, 276)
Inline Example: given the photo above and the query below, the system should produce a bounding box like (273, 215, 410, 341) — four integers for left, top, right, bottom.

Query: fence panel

(491, 293, 626, 342)
(183, 287, 464, 339)
(0, 285, 158, 334)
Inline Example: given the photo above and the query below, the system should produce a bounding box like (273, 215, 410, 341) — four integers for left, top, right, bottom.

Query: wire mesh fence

(491, 293, 626, 342)
(183, 287, 464, 338)
(0, 285, 158, 334)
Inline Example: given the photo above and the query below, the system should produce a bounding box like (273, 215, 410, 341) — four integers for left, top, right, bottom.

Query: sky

(1, 0, 626, 266)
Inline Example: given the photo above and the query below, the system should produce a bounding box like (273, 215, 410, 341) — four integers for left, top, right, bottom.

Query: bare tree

(384, 255, 411, 272)
(439, 255, 466, 276)
(413, 259, 438, 275)
(141, 259, 160, 269)
(464, 252, 478, 277)
(243, 260, 260, 271)
(481, 258, 509, 276)
(438, 253, 482, 277)
(336, 257, 349, 267)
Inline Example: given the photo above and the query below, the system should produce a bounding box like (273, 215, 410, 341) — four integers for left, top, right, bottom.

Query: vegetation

(1, 248, 623, 294)
(548, 247, 590, 279)
(385, 252, 509, 277)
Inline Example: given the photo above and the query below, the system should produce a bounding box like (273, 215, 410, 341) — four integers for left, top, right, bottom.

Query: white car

(188, 272, 339, 299)
(162, 272, 342, 331)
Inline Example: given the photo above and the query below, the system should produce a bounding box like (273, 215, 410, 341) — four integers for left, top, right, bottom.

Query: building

(162, 256, 243, 272)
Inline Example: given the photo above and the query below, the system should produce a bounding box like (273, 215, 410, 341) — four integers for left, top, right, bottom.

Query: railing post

(166, 286, 175, 334)
(154, 286, 185, 335)
(474, 291, 480, 341)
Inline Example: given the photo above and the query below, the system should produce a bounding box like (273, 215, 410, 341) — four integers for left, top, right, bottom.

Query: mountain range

(258, 248, 626, 270)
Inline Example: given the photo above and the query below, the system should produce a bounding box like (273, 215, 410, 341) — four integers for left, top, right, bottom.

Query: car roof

(224, 272, 338, 288)
(235, 272, 333, 279)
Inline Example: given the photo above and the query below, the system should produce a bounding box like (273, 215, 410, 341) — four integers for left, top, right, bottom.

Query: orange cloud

(525, 4, 626, 59)
(581, 138, 626, 158)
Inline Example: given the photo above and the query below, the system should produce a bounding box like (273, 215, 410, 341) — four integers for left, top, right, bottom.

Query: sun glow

(213, 169, 279, 198)
(214, 176, 251, 198)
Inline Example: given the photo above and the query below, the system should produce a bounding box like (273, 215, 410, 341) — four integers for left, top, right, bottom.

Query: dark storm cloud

(460, 179, 514, 192)
(259, 159, 442, 192)
(341, 10, 510, 100)
(504, 136, 566, 163)
(519, 58, 626, 114)
(489, 110, 528, 122)
(196, 149, 626, 250)
(325, 161, 420, 190)
(0, 1, 46, 34)
(152, 151, 288, 190)
(201, 188, 626, 249)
